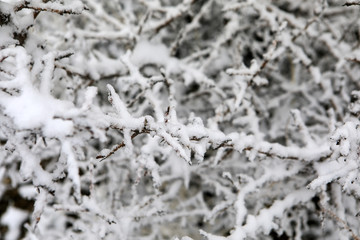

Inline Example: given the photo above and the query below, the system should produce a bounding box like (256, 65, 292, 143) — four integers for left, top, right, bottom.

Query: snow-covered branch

(1, 0, 360, 239)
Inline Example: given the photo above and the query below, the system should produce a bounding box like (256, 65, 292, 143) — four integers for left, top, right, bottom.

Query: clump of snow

(1, 207, 28, 240)
(2, 88, 75, 137)
(43, 118, 73, 138)
(131, 41, 170, 67)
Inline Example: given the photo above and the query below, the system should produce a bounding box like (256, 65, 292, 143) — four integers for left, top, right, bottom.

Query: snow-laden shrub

(1, 0, 360, 239)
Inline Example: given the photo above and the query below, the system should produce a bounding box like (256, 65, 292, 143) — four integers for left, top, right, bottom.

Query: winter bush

(1, 0, 360, 239)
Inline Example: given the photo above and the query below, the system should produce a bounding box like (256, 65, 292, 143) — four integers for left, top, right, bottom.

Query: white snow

(1, 207, 28, 240)
(131, 41, 170, 67)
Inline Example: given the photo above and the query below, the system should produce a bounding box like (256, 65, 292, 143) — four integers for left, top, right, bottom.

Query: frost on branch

(1, 0, 360, 239)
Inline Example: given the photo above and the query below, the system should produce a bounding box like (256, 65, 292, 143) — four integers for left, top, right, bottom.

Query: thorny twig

(321, 205, 360, 240)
